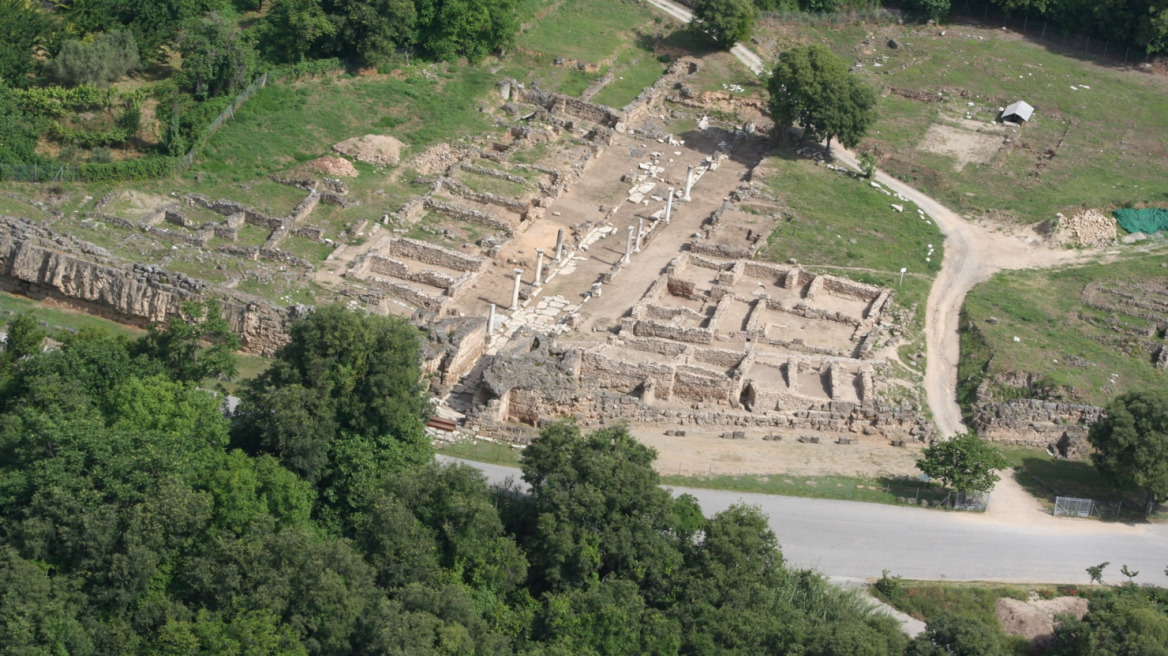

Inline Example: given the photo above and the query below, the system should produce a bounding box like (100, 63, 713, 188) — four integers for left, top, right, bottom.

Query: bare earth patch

(333, 134, 405, 166)
(300, 156, 359, 178)
(916, 120, 1005, 172)
(632, 426, 925, 478)
(996, 596, 1088, 644)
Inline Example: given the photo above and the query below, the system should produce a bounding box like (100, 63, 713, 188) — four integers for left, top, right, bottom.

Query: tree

(2, 311, 46, 366)
(46, 30, 140, 87)
(519, 420, 683, 593)
(178, 13, 258, 100)
(908, 613, 1007, 656)
(414, 0, 519, 62)
(257, 0, 337, 63)
(767, 44, 878, 150)
(1047, 587, 1168, 656)
(1088, 390, 1168, 517)
(133, 299, 240, 383)
(904, 0, 950, 21)
(691, 0, 758, 49)
(321, 0, 418, 67)
(0, 0, 54, 88)
(915, 432, 1009, 495)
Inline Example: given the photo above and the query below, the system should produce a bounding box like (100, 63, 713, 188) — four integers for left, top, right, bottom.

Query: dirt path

(832, 146, 1097, 438)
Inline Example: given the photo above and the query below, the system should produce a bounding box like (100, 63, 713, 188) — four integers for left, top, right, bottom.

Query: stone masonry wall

(0, 215, 298, 355)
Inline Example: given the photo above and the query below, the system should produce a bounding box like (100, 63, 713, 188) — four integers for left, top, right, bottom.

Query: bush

(46, 30, 140, 88)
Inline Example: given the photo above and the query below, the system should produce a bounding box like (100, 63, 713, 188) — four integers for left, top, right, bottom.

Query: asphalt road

(442, 456, 1168, 586)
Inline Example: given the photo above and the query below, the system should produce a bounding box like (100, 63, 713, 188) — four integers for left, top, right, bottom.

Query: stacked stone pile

(1053, 209, 1116, 246)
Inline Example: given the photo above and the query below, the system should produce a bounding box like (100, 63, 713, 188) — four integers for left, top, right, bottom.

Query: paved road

(444, 457, 1168, 586)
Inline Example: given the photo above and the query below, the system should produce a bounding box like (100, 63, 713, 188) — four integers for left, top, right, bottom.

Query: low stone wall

(514, 85, 623, 127)
(673, 364, 733, 403)
(184, 194, 282, 228)
(579, 348, 676, 395)
(436, 177, 531, 216)
(383, 237, 486, 273)
(423, 198, 513, 235)
(369, 277, 446, 312)
(633, 318, 714, 344)
(145, 226, 209, 247)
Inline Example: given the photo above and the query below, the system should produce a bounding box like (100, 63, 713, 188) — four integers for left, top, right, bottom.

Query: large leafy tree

(234, 305, 430, 525)
(519, 420, 683, 594)
(916, 432, 1009, 495)
(257, 0, 337, 63)
(768, 44, 878, 150)
(321, 0, 417, 66)
(1088, 390, 1168, 516)
(0, 0, 54, 88)
(691, 0, 758, 49)
(178, 13, 258, 100)
(415, 0, 519, 62)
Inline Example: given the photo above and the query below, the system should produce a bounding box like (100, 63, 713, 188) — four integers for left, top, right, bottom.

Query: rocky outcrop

(0, 215, 305, 355)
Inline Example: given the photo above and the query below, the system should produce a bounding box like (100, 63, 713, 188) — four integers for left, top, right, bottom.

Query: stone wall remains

(973, 399, 1103, 455)
(0, 215, 298, 355)
(382, 237, 486, 273)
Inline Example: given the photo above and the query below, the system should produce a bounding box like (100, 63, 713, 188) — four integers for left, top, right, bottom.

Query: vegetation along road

(450, 457, 1168, 586)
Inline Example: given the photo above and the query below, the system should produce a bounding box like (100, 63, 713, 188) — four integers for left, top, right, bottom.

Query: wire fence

(177, 72, 270, 171)
(945, 0, 1159, 68)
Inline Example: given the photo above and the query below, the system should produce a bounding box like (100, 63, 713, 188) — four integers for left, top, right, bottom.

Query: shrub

(46, 30, 140, 88)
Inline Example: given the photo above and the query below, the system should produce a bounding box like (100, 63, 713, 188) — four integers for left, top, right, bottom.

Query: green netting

(1114, 208, 1168, 234)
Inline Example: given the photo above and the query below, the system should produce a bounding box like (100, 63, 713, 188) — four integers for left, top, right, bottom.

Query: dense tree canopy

(1088, 390, 1168, 516)
(916, 432, 1009, 494)
(0, 305, 925, 655)
(767, 44, 878, 149)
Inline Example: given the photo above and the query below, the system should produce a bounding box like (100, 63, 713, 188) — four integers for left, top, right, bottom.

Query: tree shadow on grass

(876, 475, 950, 508)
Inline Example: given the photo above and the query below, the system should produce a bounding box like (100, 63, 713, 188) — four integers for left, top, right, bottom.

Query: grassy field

(959, 247, 1168, 407)
(755, 146, 942, 362)
(0, 292, 144, 338)
(438, 439, 525, 466)
(758, 19, 1168, 224)
(661, 471, 950, 506)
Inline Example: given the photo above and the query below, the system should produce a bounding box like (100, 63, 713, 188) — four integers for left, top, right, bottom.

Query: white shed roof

(1002, 100, 1035, 122)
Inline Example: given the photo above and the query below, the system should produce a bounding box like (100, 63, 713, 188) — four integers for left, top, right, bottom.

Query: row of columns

(495, 166, 697, 327)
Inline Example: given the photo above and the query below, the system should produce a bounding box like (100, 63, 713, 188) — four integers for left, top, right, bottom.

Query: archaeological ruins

(0, 56, 941, 454)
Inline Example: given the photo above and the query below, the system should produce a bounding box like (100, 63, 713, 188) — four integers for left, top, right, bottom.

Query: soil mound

(302, 155, 359, 178)
(996, 596, 1088, 644)
(332, 134, 404, 166)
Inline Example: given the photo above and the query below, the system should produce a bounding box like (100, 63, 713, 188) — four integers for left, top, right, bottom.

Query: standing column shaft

(534, 249, 545, 287)
(683, 166, 695, 201)
(554, 229, 565, 261)
(635, 217, 644, 252)
(665, 188, 674, 223)
(623, 226, 634, 264)
(510, 268, 523, 310)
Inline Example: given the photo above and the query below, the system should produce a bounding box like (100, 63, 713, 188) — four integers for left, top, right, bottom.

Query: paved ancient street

(444, 457, 1168, 586)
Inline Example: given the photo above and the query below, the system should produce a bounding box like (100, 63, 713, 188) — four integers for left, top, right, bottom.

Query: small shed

(1001, 100, 1035, 124)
